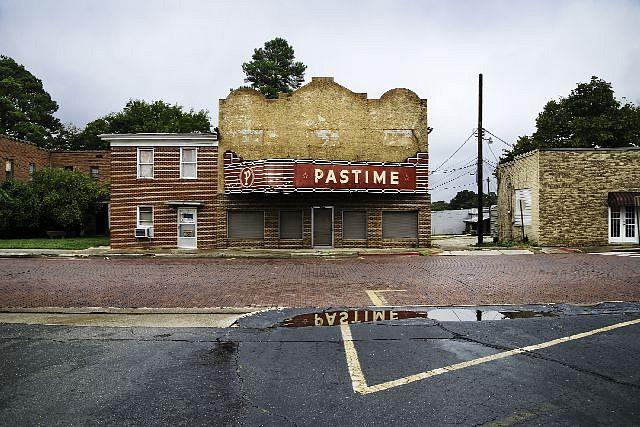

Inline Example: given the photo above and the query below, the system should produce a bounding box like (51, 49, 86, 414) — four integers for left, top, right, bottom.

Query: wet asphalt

(1, 303, 639, 426)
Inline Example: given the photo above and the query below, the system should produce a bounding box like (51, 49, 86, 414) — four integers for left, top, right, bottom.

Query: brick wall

(217, 193, 430, 249)
(538, 149, 640, 246)
(496, 151, 541, 243)
(0, 134, 50, 181)
(50, 151, 111, 183)
(110, 146, 218, 249)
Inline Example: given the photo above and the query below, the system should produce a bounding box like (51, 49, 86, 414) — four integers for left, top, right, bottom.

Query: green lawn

(0, 236, 110, 250)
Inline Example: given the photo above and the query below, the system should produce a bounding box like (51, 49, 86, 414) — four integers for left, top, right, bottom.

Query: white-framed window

(180, 148, 197, 179)
(137, 148, 154, 179)
(514, 189, 532, 226)
(137, 206, 153, 228)
(28, 163, 36, 179)
(5, 159, 13, 180)
(279, 210, 303, 239)
(90, 166, 99, 180)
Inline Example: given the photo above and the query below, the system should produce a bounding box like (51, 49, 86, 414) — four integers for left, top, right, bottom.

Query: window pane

(139, 149, 153, 163)
(228, 211, 264, 239)
(182, 148, 196, 162)
(280, 210, 303, 239)
(182, 163, 196, 179)
(138, 207, 153, 226)
(382, 211, 418, 239)
(179, 224, 196, 237)
(139, 164, 153, 178)
(343, 211, 367, 240)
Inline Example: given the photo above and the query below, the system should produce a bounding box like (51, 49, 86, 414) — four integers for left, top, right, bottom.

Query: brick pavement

(0, 254, 639, 308)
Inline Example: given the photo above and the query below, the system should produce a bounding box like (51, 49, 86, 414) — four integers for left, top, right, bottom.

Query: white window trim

(137, 148, 154, 179)
(137, 206, 154, 228)
(180, 147, 198, 179)
(513, 188, 532, 226)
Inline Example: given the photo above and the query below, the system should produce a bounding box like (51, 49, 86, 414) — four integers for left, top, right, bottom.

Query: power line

(483, 128, 513, 148)
(430, 129, 476, 174)
(428, 168, 476, 190)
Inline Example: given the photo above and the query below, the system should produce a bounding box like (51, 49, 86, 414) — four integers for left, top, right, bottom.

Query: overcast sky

(1, 0, 639, 201)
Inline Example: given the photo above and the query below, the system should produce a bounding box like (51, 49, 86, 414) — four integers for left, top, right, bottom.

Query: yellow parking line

(365, 289, 406, 306)
(341, 317, 640, 395)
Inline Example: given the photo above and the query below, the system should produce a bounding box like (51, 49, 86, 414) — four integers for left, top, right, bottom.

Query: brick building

(0, 134, 110, 183)
(496, 148, 640, 246)
(103, 77, 431, 249)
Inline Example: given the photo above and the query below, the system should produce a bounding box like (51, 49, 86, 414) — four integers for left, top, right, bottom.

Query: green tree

(72, 99, 212, 150)
(501, 76, 640, 162)
(31, 168, 109, 233)
(0, 55, 62, 148)
(242, 37, 307, 99)
(431, 200, 450, 211)
(0, 179, 40, 238)
(448, 190, 496, 210)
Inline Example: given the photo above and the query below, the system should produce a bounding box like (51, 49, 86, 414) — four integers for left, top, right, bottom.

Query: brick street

(1, 254, 639, 308)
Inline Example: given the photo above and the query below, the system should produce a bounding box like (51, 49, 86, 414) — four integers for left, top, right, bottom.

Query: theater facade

(103, 77, 431, 249)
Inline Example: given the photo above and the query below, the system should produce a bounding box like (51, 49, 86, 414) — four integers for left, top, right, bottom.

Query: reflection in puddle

(427, 309, 556, 321)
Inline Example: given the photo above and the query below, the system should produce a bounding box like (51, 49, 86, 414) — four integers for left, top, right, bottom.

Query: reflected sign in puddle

(282, 310, 428, 327)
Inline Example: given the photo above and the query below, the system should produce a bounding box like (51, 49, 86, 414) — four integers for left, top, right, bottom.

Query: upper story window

(28, 163, 36, 179)
(5, 159, 13, 180)
(138, 148, 154, 179)
(90, 166, 99, 180)
(180, 148, 197, 179)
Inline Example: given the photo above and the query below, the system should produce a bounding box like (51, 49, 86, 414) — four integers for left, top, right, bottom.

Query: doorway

(312, 207, 333, 247)
(609, 206, 638, 243)
(178, 208, 197, 249)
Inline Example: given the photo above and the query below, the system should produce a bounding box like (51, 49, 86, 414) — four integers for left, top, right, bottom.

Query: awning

(165, 200, 205, 208)
(608, 192, 640, 207)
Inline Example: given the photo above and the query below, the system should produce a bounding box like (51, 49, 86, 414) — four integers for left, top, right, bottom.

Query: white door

(609, 206, 638, 243)
(178, 208, 197, 248)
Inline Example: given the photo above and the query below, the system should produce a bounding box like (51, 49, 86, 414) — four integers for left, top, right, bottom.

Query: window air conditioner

(135, 227, 153, 238)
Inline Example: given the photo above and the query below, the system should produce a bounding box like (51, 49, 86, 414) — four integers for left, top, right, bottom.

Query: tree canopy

(63, 99, 212, 150)
(431, 190, 497, 211)
(0, 55, 62, 148)
(241, 37, 307, 99)
(501, 76, 640, 162)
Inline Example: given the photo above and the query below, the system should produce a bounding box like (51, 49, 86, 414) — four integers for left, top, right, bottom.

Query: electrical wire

(482, 128, 513, 147)
(430, 129, 476, 174)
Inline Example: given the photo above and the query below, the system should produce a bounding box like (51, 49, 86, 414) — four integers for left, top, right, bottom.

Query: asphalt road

(1, 253, 639, 308)
(1, 304, 639, 426)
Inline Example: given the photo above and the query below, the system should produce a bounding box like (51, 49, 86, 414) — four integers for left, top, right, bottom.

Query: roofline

(100, 133, 219, 147)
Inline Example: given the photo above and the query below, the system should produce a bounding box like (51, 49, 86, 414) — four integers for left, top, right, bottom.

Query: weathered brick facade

(0, 134, 110, 183)
(497, 148, 640, 246)
(219, 77, 431, 249)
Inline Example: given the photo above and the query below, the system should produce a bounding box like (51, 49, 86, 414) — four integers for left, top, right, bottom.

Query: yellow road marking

(340, 317, 640, 395)
(365, 289, 407, 306)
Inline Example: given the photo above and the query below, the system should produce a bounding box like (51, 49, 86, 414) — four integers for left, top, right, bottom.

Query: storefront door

(313, 207, 333, 247)
(177, 208, 197, 248)
(609, 206, 638, 243)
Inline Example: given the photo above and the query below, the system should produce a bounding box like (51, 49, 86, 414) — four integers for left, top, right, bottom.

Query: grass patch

(0, 236, 110, 250)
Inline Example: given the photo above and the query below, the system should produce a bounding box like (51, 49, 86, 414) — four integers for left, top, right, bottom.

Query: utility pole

(477, 74, 483, 246)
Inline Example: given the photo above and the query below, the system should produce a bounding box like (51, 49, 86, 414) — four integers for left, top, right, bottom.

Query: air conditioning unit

(134, 227, 153, 238)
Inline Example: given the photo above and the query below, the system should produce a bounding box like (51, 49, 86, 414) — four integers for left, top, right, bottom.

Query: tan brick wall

(0, 134, 50, 181)
(218, 77, 428, 193)
(538, 149, 640, 246)
(497, 148, 640, 246)
(496, 151, 540, 244)
(110, 146, 218, 249)
(50, 151, 111, 183)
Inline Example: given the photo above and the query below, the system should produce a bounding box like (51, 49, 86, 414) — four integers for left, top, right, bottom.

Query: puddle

(281, 308, 556, 327)
(427, 309, 557, 322)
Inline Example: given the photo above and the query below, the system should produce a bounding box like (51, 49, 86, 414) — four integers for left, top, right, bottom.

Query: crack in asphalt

(434, 322, 640, 390)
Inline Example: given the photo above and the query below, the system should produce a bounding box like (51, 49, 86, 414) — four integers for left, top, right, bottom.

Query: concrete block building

(103, 77, 431, 249)
(496, 148, 640, 246)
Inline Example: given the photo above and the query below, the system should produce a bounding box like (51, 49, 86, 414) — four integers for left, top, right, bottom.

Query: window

(228, 211, 264, 239)
(279, 210, 303, 239)
(382, 211, 418, 239)
(5, 160, 13, 180)
(63, 165, 73, 171)
(514, 189, 532, 226)
(342, 211, 367, 240)
(90, 166, 99, 180)
(29, 163, 36, 179)
(137, 206, 153, 228)
(137, 148, 154, 178)
(180, 148, 197, 179)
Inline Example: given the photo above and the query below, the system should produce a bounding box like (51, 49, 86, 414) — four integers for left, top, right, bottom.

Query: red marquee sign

(294, 164, 416, 190)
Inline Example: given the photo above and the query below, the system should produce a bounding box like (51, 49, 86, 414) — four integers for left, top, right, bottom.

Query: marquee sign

(223, 150, 428, 194)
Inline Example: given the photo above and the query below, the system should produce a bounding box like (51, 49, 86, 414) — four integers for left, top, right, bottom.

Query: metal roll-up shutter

(228, 211, 264, 239)
(382, 211, 418, 239)
(342, 211, 367, 240)
(279, 210, 303, 239)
